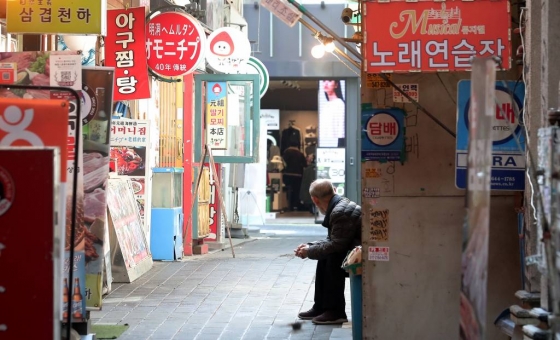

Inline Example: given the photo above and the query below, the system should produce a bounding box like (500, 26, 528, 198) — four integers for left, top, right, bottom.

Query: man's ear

(311, 196, 318, 206)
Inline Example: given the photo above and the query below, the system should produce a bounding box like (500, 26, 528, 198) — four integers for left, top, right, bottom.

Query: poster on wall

(0, 51, 89, 322)
(316, 148, 345, 196)
(80, 67, 114, 310)
(110, 119, 150, 226)
(456, 80, 526, 191)
(361, 108, 406, 162)
(318, 80, 346, 148)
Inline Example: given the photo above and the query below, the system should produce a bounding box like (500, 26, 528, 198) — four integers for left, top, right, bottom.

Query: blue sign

(456, 80, 526, 190)
(361, 108, 405, 161)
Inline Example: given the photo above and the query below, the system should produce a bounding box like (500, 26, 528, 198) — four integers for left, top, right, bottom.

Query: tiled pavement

(91, 234, 354, 340)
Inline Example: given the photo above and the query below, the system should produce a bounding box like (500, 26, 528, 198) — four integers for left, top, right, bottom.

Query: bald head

(309, 179, 335, 201)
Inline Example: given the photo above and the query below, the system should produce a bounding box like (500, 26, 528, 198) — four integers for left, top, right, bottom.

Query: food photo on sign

(110, 146, 146, 177)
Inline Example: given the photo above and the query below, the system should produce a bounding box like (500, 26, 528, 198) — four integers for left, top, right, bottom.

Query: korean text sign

(361, 108, 406, 161)
(364, 0, 511, 73)
(7, 0, 103, 35)
(206, 82, 228, 150)
(456, 80, 526, 191)
(146, 11, 206, 77)
(106, 7, 151, 101)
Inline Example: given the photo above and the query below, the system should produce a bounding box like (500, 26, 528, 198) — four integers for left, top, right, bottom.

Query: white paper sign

(368, 246, 389, 261)
(49, 54, 82, 91)
(393, 84, 419, 103)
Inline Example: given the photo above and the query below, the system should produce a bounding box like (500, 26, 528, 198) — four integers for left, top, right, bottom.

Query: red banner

(364, 0, 511, 73)
(204, 163, 221, 242)
(106, 7, 151, 101)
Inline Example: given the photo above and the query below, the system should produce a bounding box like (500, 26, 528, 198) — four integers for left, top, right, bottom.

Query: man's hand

(294, 243, 306, 255)
(295, 245, 309, 259)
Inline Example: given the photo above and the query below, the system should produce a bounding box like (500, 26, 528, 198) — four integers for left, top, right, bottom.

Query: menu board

(109, 119, 150, 231)
(106, 178, 149, 269)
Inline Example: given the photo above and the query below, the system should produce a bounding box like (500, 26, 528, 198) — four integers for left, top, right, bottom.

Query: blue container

(347, 264, 362, 340)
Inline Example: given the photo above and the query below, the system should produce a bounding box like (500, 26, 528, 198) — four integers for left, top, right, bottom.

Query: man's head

(309, 179, 335, 214)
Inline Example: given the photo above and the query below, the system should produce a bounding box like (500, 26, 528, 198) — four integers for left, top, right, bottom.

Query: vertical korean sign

(206, 82, 228, 150)
(460, 58, 495, 340)
(81, 67, 115, 310)
(7, 0, 104, 34)
(110, 119, 150, 228)
(363, 0, 511, 73)
(106, 7, 151, 101)
(145, 11, 206, 77)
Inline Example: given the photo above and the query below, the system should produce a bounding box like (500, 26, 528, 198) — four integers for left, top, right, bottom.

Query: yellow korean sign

(366, 73, 392, 89)
(7, 0, 104, 35)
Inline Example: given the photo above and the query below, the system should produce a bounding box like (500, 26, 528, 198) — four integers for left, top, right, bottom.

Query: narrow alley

(91, 226, 353, 340)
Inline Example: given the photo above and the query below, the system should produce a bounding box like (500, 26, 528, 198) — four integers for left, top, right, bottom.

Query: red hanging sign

(363, 0, 511, 73)
(145, 11, 206, 77)
(105, 7, 151, 101)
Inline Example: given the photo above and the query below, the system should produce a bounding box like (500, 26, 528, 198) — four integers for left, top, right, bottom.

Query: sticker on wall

(206, 27, 251, 74)
(363, 187, 380, 199)
(365, 168, 382, 178)
(393, 84, 419, 103)
(0, 166, 14, 216)
(368, 246, 389, 261)
(369, 209, 389, 241)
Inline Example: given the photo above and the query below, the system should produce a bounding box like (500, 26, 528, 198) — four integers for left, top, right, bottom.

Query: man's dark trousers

(313, 252, 347, 313)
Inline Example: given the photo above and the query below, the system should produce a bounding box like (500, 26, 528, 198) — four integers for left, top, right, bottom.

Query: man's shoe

(298, 308, 323, 320)
(311, 310, 348, 325)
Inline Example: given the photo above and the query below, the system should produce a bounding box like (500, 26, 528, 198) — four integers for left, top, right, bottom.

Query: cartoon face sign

(210, 32, 234, 57)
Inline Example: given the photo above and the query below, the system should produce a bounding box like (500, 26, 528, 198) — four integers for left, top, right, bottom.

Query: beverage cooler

(150, 167, 184, 260)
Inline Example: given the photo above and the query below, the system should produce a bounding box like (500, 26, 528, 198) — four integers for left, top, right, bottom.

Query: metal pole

(288, 0, 363, 61)
(298, 18, 361, 70)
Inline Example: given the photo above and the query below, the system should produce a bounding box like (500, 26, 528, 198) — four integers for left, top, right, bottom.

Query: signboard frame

(363, 0, 512, 73)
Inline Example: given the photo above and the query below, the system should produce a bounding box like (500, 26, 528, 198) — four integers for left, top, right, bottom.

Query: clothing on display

(280, 122, 303, 154)
(282, 146, 307, 210)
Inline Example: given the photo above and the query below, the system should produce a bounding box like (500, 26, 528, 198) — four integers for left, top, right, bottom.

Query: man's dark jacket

(307, 195, 362, 260)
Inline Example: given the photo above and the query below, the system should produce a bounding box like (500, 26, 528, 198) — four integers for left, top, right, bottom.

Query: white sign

(368, 246, 389, 261)
(260, 109, 279, 130)
(206, 27, 251, 74)
(393, 84, 419, 103)
(50, 54, 82, 91)
(260, 0, 302, 27)
(316, 148, 345, 195)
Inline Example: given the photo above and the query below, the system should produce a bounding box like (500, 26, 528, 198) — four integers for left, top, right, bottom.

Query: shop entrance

(262, 79, 352, 225)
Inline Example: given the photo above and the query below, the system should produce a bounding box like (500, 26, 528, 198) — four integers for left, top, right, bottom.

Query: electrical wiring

(518, 7, 538, 223)
(436, 72, 457, 106)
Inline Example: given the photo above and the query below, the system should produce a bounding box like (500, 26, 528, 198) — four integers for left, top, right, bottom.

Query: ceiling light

(324, 41, 335, 53)
(311, 44, 325, 59)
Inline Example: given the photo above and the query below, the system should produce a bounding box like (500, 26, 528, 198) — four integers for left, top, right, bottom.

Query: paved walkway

(91, 232, 354, 340)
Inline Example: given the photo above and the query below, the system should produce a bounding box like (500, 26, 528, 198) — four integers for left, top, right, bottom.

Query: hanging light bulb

(62, 35, 97, 53)
(311, 44, 325, 59)
(324, 41, 335, 53)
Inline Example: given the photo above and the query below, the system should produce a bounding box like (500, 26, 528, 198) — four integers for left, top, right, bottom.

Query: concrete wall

(361, 72, 521, 339)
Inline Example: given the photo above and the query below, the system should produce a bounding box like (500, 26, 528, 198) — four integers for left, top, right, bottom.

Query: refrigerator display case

(151, 167, 184, 260)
